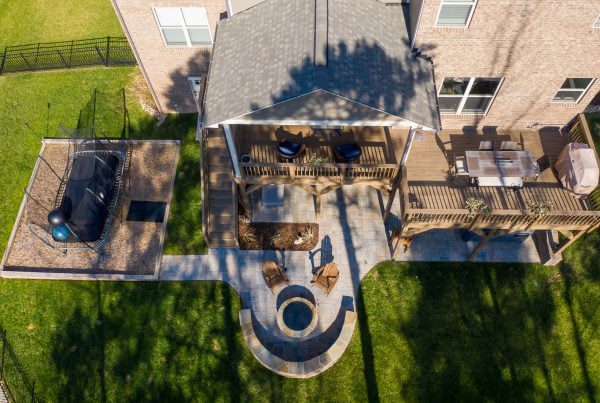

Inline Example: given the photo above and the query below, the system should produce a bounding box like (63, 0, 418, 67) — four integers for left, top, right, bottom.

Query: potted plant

(465, 197, 491, 218)
(528, 201, 552, 219)
(308, 154, 327, 167)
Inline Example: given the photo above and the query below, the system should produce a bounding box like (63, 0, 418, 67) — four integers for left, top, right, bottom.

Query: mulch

(238, 221, 318, 251)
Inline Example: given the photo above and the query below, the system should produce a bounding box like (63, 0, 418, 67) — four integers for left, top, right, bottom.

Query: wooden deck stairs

(205, 131, 238, 248)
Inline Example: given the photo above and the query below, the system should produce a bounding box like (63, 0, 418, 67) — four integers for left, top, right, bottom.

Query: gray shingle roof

(203, 0, 439, 129)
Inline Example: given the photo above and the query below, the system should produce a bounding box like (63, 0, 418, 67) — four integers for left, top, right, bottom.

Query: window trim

(434, 0, 478, 28)
(550, 78, 595, 104)
(593, 16, 600, 28)
(437, 77, 503, 115)
(152, 7, 212, 48)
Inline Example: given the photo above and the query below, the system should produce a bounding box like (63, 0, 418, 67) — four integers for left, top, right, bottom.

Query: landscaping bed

(238, 220, 318, 250)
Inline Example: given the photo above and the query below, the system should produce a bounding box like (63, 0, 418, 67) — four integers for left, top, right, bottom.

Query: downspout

(410, 0, 425, 50)
(109, 0, 164, 115)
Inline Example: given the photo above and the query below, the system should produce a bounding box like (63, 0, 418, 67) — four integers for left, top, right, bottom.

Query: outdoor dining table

(465, 150, 537, 187)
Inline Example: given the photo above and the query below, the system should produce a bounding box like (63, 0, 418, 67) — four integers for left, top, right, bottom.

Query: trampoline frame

(46, 148, 126, 251)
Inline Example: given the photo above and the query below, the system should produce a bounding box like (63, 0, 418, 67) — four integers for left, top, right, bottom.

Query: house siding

(413, 0, 600, 129)
(111, 0, 227, 113)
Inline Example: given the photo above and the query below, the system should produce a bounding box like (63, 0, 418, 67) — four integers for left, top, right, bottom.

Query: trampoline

(46, 147, 125, 250)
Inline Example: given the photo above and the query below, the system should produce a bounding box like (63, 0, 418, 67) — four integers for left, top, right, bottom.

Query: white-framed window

(552, 78, 595, 103)
(438, 77, 502, 115)
(435, 0, 478, 27)
(593, 16, 600, 28)
(153, 7, 212, 47)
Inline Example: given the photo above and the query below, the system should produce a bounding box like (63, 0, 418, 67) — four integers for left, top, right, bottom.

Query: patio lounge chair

(334, 143, 362, 162)
(311, 262, 339, 294)
(262, 261, 289, 293)
(277, 140, 306, 160)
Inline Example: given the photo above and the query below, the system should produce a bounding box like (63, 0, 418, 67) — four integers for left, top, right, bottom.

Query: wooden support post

(468, 229, 500, 261)
(552, 230, 586, 255)
(245, 183, 265, 195)
(384, 167, 403, 222)
(222, 124, 242, 179)
(468, 214, 481, 231)
(314, 185, 321, 220)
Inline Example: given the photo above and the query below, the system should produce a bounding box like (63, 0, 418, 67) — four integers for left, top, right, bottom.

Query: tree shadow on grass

(50, 281, 251, 402)
(398, 263, 560, 401)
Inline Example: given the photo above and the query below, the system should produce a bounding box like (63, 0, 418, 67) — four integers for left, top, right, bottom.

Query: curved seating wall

(239, 308, 356, 378)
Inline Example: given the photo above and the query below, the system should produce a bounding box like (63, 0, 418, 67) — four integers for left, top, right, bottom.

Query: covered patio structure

(201, 0, 440, 223)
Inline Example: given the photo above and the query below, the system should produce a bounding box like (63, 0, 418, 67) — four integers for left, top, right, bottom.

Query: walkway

(0, 382, 7, 403)
(162, 185, 543, 346)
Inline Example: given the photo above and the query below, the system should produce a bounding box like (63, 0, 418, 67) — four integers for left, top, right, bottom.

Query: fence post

(33, 42, 40, 71)
(69, 40, 74, 68)
(105, 36, 111, 67)
(1, 330, 5, 380)
(0, 48, 6, 75)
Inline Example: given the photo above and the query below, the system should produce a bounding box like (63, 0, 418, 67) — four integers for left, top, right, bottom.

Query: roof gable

(228, 90, 415, 125)
(204, 0, 439, 129)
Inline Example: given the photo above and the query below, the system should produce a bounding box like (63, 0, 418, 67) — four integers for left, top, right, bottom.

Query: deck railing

(399, 162, 600, 232)
(570, 113, 600, 210)
(404, 208, 600, 231)
(240, 162, 398, 181)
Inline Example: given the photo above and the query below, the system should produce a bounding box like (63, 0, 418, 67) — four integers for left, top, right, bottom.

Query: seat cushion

(278, 140, 303, 157)
(335, 144, 362, 161)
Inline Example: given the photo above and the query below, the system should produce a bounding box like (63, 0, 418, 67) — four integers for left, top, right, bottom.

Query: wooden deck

(234, 125, 407, 184)
(395, 121, 600, 243)
(406, 128, 571, 184)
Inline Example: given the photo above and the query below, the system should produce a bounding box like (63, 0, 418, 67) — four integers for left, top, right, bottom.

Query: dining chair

(479, 140, 494, 151)
(533, 161, 541, 181)
(455, 156, 468, 175)
(500, 141, 517, 150)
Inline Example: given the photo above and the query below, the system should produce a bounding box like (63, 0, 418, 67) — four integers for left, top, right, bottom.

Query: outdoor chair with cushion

(311, 262, 339, 294)
(500, 141, 517, 150)
(262, 261, 289, 293)
(479, 140, 494, 151)
(334, 143, 362, 162)
(277, 140, 306, 160)
(454, 156, 468, 176)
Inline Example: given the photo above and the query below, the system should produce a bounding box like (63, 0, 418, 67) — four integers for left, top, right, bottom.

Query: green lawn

(0, 68, 206, 257)
(0, 0, 123, 48)
(0, 244, 599, 401)
(587, 112, 600, 139)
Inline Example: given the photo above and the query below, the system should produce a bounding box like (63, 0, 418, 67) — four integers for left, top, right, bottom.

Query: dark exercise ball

(48, 208, 67, 226)
(52, 224, 70, 242)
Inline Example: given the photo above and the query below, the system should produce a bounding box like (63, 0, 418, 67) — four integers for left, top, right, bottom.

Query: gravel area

(3, 140, 179, 275)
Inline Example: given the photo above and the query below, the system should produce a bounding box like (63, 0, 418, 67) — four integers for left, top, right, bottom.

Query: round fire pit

(277, 297, 318, 338)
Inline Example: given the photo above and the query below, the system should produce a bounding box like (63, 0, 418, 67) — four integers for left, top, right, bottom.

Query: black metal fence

(0, 36, 136, 75)
(0, 330, 39, 402)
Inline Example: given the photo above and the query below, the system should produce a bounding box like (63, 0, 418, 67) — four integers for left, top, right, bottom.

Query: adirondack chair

(311, 262, 339, 294)
(262, 261, 289, 293)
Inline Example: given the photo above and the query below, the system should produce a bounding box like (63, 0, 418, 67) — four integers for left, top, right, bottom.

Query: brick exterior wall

(412, 0, 600, 130)
(112, 0, 227, 113)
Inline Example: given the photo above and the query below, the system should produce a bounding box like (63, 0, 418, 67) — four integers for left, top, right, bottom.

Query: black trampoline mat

(127, 201, 167, 223)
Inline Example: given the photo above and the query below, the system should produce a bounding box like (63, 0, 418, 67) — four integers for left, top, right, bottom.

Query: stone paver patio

(162, 185, 545, 376)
